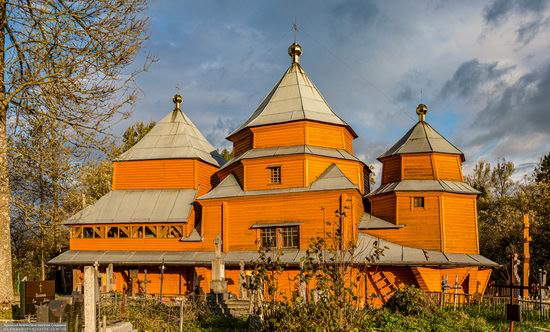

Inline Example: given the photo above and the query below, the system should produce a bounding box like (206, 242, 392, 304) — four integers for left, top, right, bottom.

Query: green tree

(534, 152, 550, 184)
(0, 0, 150, 309)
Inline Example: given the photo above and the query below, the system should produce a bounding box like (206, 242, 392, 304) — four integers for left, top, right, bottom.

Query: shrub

(384, 286, 437, 317)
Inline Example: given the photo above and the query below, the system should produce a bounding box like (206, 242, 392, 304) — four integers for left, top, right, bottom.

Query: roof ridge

(116, 108, 223, 166)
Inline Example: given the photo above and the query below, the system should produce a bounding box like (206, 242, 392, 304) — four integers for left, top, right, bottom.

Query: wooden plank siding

(232, 129, 253, 157)
(442, 194, 478, 254)
(252, 122, 306, 149)
(369, 193, 396, 223)
(380, 156, 401, 184)
(242, 155, 305, 191)
(368, 193, 441, 250)
(112, 159, 218, 194)
(201, 190, 363, 251)
(401, 154, 435, 180)
(433, 154, 463, 181)
(229, 121, 355, 153)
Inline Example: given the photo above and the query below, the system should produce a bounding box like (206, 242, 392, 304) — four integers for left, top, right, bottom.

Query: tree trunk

(0, 0, 14, 310)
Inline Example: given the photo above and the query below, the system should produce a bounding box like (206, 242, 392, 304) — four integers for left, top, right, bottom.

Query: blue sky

(122, 0, 550, 179)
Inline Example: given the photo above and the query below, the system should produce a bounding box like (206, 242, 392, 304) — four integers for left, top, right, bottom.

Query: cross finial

(292, 20, 299, 42)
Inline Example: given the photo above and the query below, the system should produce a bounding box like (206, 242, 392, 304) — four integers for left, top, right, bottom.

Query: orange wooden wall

(442, 194, 478, 254)
(112, 159, 218, 196)
(380, 153, 464, 183)
(229, 121, 355, 155)
(368, 193, 442, 250)
(201, 189, 362, 252)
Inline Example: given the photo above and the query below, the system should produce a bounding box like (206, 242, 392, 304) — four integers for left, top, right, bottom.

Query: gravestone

(20, 280, 55, 316)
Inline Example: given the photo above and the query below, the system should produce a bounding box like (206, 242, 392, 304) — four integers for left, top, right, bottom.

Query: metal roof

(199, 163, 358, 200)
(354, 233, 498, 267)
(49, 234, 498, 267)
(368, 180, 480, 196)
(378, 121, 464, 161)
(228, 62, 356, 139)
(358, 213, 404, 230)
(116, 109, 225, 167)
(65, 189, 197, 225)
(219, 145, 361, 171)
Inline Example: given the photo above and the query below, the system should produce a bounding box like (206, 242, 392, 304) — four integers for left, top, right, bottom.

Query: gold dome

(288, 42, 302, 64)
(173, 94, 183, 111)
(416, 103, 428, 122)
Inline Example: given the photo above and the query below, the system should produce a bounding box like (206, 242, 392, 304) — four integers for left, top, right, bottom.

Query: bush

(384, 286, 437, 317)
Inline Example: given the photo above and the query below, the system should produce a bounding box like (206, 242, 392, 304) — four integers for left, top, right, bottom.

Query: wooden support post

(522, 214, 531, 299)
(84, 266, 98, 332)
(159, 260, 166, 303)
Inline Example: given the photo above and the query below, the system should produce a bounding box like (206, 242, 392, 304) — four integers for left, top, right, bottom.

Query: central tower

(218, 43, 369, 194)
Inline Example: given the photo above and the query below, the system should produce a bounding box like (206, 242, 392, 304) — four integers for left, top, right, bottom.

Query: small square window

(413, 197, 425, 208)
(268, 166, 281, 184)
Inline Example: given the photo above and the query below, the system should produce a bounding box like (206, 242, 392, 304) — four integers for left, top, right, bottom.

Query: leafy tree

(219, 147, 233, 162)
(0, 0, 150, 309)
(534, 152, 550, 184)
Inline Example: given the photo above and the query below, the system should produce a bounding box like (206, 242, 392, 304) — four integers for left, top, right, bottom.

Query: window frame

(413, 196, 425, 208)
(267, 166, 282, 185)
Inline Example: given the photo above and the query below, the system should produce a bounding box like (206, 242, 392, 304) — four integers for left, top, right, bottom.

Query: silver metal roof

(220, 145, 361, 171)
(354, 233, 498, 267)
(250, 221, 303, 229)
(358, 213, 404, 230)
(65, 189, 197, 225)
(49, 234, 498, 267)
(116, 109, 225, 167)
(199, 163, 358, 200)
(378, 121, 464, 161)
(228, 63, 356, 138)
(368, 180, 480, 196)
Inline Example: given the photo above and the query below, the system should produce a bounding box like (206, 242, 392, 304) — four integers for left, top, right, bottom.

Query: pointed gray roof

(378, 121, 464, 161)
(228, 62, 356, 138)
(65, 189, 197, 225)
(116, 109, 225, 167)
(199, 164, 357, 200)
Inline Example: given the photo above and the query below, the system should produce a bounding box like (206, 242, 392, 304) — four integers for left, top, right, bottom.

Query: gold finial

(416, 104, 428, 122)
(173, 94, 183, 111)
(288, 42, 302, 64)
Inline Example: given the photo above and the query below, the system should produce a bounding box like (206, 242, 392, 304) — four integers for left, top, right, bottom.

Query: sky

(122, 0, 550, 181)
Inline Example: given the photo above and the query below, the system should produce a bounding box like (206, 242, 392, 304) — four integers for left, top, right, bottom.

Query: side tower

(367, 104, 480, 254)
(52, 96, 224, 294)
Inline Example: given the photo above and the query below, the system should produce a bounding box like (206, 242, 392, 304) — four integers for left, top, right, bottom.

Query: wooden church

(50, 43, 497, 304)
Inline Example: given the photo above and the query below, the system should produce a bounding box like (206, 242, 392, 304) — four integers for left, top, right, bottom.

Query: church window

(281, 226, 299, 249)
(413, 197, 425, 208)
(83, 227, 94, 238)
(107, 227, 119, 238)
(268, 166, 281, 184)
(260, 227, 277, 248)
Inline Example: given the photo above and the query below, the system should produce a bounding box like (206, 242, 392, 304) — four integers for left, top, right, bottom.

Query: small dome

(416, 104, 428, 122)
(288, 42, 302, 63)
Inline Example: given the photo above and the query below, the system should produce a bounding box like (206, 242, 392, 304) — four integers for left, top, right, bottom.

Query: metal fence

(426, 292, 550, 320)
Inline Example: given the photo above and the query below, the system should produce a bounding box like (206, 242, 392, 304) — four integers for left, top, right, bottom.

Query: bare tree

(0, 0, 150, 310)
